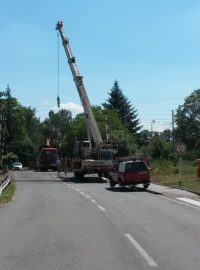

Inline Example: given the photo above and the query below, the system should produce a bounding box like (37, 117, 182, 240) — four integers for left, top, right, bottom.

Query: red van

(109, 161, 150, 189)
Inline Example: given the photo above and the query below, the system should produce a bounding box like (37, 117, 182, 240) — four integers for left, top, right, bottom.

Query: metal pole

(0, 115, 1, 165)
(172, 110, 175, 144)
(179, 156, 182, 179)
(105, 113, 109, 142)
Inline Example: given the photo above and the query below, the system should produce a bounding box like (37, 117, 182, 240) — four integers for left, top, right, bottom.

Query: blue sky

(1, 0, 200, 132)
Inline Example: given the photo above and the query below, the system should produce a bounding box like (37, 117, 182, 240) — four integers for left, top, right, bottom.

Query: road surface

(0, 170, 200, 270)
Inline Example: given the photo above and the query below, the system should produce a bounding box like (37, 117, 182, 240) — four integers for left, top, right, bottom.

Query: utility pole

(172, 110, 175, 144)
(0, 115, 2, 164)
(105, 113, 109, 142)
(151, 120, 155, 135)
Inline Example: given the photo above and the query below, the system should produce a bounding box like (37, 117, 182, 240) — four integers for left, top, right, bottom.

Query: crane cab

(73, 140, 92, 159)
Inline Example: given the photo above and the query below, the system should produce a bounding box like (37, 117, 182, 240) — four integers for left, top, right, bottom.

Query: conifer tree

(103, 80, 141, 134)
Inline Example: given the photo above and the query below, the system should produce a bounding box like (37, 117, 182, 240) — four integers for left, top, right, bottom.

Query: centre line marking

(85, 195, 90, 199)
(91, 199, 97, 204)
(125, 233, 158, 268)
(97, 205, 106, 212)
(80, 191, 85, 195)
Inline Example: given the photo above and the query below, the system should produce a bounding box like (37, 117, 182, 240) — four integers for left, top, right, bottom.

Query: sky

(1, 0, 200, 132)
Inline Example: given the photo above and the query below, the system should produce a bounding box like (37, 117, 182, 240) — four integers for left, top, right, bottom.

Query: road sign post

(175, 143, 187, 180)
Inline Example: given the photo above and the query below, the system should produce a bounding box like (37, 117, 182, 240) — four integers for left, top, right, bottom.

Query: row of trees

(1, 81, 200, 167)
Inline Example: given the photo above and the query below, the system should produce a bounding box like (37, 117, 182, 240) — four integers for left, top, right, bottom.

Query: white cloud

(43, 100, 49, 104)
(52, 102, 84, 116)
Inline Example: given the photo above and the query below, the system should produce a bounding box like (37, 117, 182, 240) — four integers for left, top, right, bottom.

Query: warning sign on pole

(176, 143, 187, 156)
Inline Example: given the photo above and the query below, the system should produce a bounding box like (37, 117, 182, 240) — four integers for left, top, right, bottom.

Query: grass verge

(0, 181, 15, 205)
(152, 172, 200, 194)
(150, 159, 200, 194)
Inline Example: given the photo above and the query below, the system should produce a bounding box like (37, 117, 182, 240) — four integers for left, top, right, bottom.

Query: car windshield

(40, 150, 58, 158)
(14, 162, 22, 166)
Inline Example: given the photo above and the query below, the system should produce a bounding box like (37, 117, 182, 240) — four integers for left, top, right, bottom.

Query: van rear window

(125, 162, 148, 172)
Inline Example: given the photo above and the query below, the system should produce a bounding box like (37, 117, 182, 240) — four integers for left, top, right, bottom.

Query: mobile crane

(56, 21, 117, 179)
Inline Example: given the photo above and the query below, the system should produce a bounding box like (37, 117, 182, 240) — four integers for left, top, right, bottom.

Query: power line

(134, 97, 184, 103)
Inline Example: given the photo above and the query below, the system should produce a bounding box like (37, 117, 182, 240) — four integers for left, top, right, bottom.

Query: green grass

(150, 159, 200, 194)
(0, 181, 15, 205)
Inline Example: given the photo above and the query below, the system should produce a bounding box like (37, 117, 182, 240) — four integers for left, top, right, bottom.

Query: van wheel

(118, 179, 123, 187)
(143, 184, 149, 189)
(109, 180, 115, 187)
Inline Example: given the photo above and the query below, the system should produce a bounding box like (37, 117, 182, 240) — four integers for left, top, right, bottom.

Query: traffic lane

(0, 170, 150, 270)
(65, 179, 200, 270)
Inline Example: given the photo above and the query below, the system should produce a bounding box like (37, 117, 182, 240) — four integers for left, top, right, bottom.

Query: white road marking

(91, 199, 97, 204)
(64, 184, 105, 212)
(156, 194, 200, 210)
(97, 205, 106, 212)
(176, 198, 200, 207)
(125, 233, 158, 268)
(50, 173, 57, 178)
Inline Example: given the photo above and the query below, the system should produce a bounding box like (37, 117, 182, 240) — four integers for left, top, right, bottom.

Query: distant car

(108, 160, 150, 189)
(13, 162, 23, 171)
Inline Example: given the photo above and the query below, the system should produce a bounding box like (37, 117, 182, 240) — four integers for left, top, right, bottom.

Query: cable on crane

(57, 31, 60, 108)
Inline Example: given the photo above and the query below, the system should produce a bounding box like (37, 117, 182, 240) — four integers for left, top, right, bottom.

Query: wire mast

(56, 21, 103, 148)
(57, 31, 60, 108)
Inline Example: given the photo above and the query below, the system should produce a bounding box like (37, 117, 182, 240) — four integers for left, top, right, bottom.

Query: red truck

(38, 147, 59, 171)
(108, 160, 150, 189)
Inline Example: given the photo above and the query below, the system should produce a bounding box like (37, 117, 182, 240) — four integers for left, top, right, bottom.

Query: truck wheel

(118, 179, 123, 187)
(74, 172, 84, 180)
(143, 184, 149, 189)
(104, 172, 109, 178)
(98, 172, 103, 178)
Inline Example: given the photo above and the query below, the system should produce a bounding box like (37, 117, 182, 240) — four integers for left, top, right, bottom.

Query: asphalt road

(1, 170, 200, 270)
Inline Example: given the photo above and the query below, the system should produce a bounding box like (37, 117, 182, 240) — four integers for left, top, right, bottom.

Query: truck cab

(38, 147, 59, 171)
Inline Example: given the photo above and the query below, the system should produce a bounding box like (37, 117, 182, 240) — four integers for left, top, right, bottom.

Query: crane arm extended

(56, 21, 103, 147)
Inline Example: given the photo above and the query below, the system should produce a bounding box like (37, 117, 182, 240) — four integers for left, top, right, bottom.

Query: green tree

(1, 85, 42, 165)
(138, 129, 151, 147)
(72, 106, 138, 156)
(42, 109, 73, 156)
(175, 89, 200, 152)
(148, 134, 173, 159)
(160, 129, 172, 143)
(103, 80, 141, 134)
(22, 106, 43, 147)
